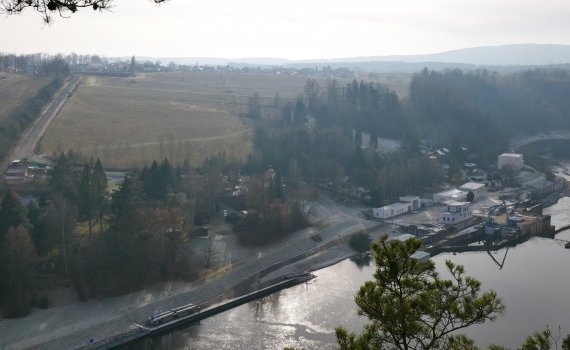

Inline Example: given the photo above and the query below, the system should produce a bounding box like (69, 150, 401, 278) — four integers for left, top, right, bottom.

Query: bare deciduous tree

(0, 0, 167, 23)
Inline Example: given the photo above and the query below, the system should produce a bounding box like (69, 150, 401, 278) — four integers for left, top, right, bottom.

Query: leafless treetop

(0, 0, 166, 23)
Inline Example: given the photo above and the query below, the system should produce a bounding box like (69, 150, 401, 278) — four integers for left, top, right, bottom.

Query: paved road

(8, 75, 82, 163)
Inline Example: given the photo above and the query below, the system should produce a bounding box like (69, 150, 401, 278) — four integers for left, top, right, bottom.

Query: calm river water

(132, 197, 570, 350)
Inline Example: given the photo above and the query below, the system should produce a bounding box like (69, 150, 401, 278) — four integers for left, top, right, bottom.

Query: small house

(440, 201, 472, 224)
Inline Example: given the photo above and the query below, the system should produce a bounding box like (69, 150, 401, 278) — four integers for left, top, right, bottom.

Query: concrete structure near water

(410, 251, 431, 262)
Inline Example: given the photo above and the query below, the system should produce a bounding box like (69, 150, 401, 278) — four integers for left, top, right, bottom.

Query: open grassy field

(0, 73, 51, 121)
(38, 71, 410, 169)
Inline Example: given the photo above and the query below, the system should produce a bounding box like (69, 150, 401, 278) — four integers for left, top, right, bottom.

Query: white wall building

(373, 202, 412, 219)
(458, 182, 486, 201)
(498, 153, 524, 171)
(399, 196, 421, 210)
(439, 201, 473, 224)
(433, 189, 467, 203)
(373, 196, 422, 219)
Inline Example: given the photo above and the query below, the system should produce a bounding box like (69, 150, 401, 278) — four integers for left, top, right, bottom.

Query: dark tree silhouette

(0, 0, 167, 23)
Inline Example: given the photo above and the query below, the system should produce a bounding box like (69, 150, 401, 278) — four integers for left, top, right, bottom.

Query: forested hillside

(408, 68, 570, 160)
(244, 67, 570, 205)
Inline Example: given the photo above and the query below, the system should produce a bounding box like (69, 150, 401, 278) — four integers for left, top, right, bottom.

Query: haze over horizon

(1, 0, 570, 60)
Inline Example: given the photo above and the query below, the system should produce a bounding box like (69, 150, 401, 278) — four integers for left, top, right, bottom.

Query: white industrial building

(433, 189, 467, 203)
(498, 153, 524, 171)
(372, 196, 421, 219)
(458, 182, 486, 201)
(439, 201, 473, 224)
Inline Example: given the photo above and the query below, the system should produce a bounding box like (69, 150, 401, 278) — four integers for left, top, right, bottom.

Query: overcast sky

(1, 0, 570, 59)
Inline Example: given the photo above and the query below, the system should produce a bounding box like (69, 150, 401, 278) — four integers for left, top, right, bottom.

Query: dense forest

(409, 68, 570, 160)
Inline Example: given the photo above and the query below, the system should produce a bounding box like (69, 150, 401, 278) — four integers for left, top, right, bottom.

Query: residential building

(4, 165, 32, 184)
(440, 201, 473, 224)
(498, 153, 524, 171)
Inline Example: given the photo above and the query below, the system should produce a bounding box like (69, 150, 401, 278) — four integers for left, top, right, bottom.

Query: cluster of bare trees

(0, 53, 28, 73)
(0, 0, 167, 23)
(0, 52, 69, 76)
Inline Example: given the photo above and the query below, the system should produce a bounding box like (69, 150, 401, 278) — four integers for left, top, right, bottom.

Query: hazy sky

(1, 0, 570, 59)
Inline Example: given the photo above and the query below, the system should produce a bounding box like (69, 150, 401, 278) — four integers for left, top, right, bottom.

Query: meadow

(38, 71, 410, 168)
(0, 73, 51, 121)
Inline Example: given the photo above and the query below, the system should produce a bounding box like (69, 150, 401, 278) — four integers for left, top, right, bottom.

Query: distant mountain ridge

(130, 44, 570, 72)
(295, 44, 570, 66)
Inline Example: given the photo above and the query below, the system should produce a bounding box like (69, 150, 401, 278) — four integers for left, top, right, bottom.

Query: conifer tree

(0, 190, 30, 239)
(336, 236, 505, 350)
(78, 161, 94, 236)
(92, 159, 107, 233)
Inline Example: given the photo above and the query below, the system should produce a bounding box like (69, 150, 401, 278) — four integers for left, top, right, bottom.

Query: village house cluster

(371, 151, 561, 228)
(4, 156, 54, 185)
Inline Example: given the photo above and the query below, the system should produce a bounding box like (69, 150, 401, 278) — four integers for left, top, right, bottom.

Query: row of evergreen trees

(278, 78, 406, 140)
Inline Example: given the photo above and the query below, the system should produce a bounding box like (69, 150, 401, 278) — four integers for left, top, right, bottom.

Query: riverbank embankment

(0, 197, 386, 350)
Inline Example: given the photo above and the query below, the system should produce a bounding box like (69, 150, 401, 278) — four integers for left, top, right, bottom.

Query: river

(128, 197, 570, 350)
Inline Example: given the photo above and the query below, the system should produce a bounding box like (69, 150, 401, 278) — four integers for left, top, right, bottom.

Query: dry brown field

(38, 71, 410, 169)
(0, 73, 51, 121)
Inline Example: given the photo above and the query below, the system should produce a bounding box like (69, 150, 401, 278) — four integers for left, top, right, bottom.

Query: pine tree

(0, 190, 30, 239)
(78, 162, 94, 236)
(50, 152, 77, 202)
(1, 225, 37, 317)
(27, 201, 46, 254)
(336, 236, 505, 350)
(92, 159, 108, 233)
(130, 55, 136, 74)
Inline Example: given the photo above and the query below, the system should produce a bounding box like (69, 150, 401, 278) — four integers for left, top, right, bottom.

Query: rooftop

(459, 182, 486, 190)
(391, 233, 416, 242)
(381, 202, 410, 210)
(435, 188, 466, 196)
(444, 200, 469, 207)
(410, 251, 431, 261)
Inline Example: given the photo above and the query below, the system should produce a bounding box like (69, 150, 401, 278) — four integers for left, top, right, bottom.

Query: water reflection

(126, 197, 570, 350)
(349, 252, 372, 269)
